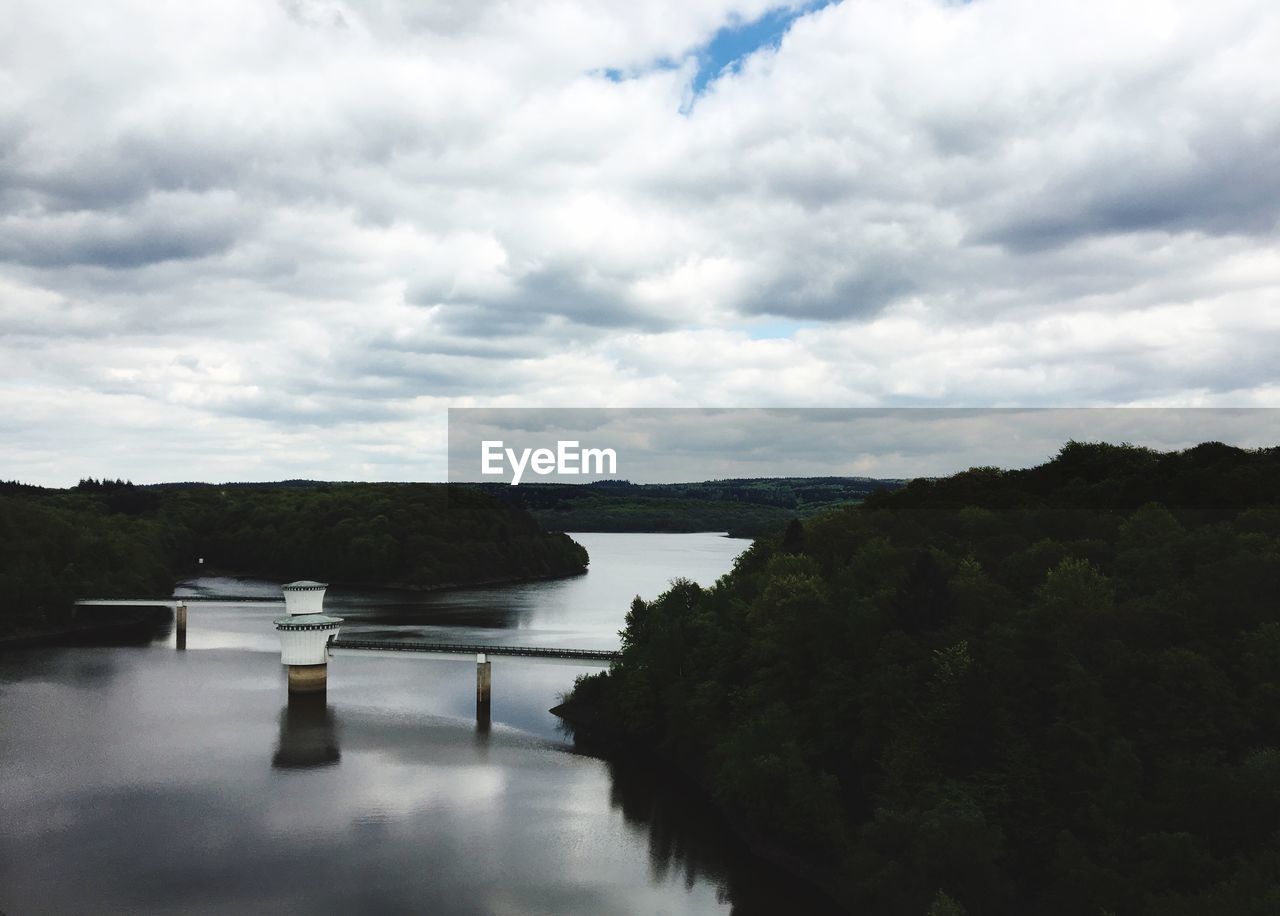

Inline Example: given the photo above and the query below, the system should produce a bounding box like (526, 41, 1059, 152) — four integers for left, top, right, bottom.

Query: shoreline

(2, 565, 591, 650)
(177, 564, 590, 596)
(550, 696, 853, 912)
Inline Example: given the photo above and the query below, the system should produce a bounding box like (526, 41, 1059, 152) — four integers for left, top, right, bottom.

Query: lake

(0, 532, 840, 914)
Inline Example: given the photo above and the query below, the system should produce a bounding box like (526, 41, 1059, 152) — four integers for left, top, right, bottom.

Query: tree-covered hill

(561, 442, 1280, 915)
(0, 481, 587, 641)
(0, 485, 175, 640)
(121, 476, 906, 537)
(479, 476, 906, 536)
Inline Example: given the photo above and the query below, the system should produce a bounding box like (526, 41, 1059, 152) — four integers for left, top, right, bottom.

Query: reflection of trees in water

(605, 755, 730, 898)
(601, 754, 842, 914)
(272, 693, 341, 769)
(64, 606, 173, 647)
(319, 585, 546, 638)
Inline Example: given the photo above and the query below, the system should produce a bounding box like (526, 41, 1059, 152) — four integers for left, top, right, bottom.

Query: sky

(448, 408, 1280, 482)
(2, 0, 1279, 485)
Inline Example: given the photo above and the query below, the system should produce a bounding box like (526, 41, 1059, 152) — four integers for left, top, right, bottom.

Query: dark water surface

(0, 533, 839, 914)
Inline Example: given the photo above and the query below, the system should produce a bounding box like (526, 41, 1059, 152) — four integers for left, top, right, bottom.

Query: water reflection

(1, 642, 819, 915)
(312, 532, 747, 650)
(272, 692, 341, 770)
(546, 734, 846, 915)
(64, 605, 173, 648)
(607, 755, 844, 914)
(2, 534, 804, 914)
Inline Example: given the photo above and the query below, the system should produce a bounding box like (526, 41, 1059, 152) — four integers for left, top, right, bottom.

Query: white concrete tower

(274, 581, 343, 693)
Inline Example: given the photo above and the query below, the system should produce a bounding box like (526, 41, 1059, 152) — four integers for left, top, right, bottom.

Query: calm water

(0, 533, 838, 914)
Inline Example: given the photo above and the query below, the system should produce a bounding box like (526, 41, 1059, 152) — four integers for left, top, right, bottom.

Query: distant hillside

(476, 477, 907, 537)
(122, 476, 908, 538)
(139, 479, 331, 490)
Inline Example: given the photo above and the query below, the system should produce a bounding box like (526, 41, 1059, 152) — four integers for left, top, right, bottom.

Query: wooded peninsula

(560, 441, 1280, 915)
(0, 481, 587, 642)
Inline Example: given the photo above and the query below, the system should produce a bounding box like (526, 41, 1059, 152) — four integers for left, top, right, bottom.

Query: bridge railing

(75, 597, 285, 607)
(330, 637, 620, 662)
(70, 599, 621, 662)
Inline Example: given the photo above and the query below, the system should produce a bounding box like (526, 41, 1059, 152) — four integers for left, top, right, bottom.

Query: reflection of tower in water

(271, 692, 341, 770)
(476, 652, 491, 736)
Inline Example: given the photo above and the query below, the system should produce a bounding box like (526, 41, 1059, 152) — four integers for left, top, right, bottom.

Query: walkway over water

(76, 597, 284, 607)
(330, 637, 619, 662)
(73, 598, 618, 664)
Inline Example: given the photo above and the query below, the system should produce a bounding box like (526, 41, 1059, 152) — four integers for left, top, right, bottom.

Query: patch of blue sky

(692, 1, 837, 96)
(595, 2, 838, 102)
(598, 63, 678, 82)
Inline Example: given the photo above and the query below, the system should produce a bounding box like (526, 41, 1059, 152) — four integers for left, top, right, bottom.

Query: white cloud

(1, 0, 1278, 483)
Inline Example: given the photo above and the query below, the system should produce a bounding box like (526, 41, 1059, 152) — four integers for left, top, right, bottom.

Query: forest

(0, 480, 587, 641)
(560, 441, 1280, 915)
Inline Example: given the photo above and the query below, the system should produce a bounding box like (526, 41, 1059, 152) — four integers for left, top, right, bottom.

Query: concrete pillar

(175, 602, 187, 651)
(287, 663, 328, 694)
(476, 653, 492, 730)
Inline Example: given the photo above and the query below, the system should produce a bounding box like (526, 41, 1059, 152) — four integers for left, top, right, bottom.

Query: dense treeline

(535, 494, 799, 536)
(0, 486, 174, 636)
(480, 476, 905, 536)
(158, 483, 587, 586)
(564, 442, 1280, 914)
(0, 481, 587, 640)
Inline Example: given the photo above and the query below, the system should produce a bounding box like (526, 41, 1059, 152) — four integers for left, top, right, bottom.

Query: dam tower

(274, 581, 343, 693)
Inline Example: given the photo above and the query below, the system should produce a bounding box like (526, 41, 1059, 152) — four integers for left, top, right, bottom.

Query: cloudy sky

(3, 0, 1278, 485)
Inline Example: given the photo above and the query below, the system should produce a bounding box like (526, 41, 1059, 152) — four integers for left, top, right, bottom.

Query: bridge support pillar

(476, 654, 492, 728)
(287, 663, 328, 694)
(175, 602, 187, 650)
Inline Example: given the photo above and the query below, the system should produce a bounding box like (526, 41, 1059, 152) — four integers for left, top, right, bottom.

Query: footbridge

(329, 638, 618, 662)
(75, 597, 284, 607)
(73, 599, 617, 661)
(73, 590, 618, 728)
